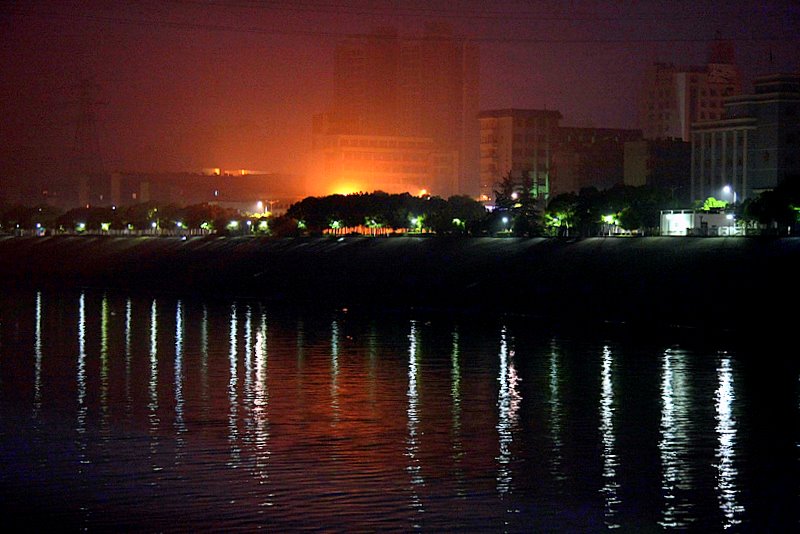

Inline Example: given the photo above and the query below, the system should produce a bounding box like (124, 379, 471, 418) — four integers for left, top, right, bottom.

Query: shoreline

(2, 235, 797, 332)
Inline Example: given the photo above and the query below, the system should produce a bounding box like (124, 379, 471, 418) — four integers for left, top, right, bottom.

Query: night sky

(1, 0, 798, 181)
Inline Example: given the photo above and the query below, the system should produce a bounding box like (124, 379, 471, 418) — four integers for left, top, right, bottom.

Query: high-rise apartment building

(641, 41, 742, 141)
(321, 23, 480, 198)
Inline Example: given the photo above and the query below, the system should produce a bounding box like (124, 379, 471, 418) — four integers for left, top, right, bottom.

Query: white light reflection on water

(100, 294, 110, 439)
(451, 328, 465, 495)
(201, 305, 209, 415)
(174, 300, 186, 460)
(76, 292, 87, 464)
(229, 303, 240, 465)
(406, 320, 425, 524)
(496, 325, 520, 498)
(125, 298, 132, 420)
(659, 348, 695, 528)
(33, 291, 42, 418)
(548, 339, 564, 482)
(244, 305, 253, 417)
(252, 310, 273, 507)
(715, 354, 744, 529)
(242, 306, 254, 449)
(331, 319, 340, 424)
(3, 291, 799, 531)
(599, 345, 621, 528)
(149, 299, 161, 473)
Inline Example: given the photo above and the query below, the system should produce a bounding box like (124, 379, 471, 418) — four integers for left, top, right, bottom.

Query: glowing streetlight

(723, 185, 737, 205)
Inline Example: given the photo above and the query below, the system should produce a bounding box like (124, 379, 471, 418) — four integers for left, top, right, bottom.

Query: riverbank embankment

(1, 235, 797, 331)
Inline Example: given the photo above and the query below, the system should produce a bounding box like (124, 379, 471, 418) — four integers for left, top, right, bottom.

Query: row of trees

(285, 192, 487, 236)
(282, 184, 680, 237)
(544, 185, 681, 236)
(4, 176, 798, 237)
(0, 203, 260, 235)
(736, 178, 800, 232)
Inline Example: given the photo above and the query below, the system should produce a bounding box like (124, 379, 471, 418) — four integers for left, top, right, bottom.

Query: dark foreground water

(0, 289, 797, 532)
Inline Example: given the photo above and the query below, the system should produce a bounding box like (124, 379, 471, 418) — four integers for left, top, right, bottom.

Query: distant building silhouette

(479, 109, 645, 199)
(641, 40, 742, 142)
(624, 139, 691, 203)
(553, 127, 642, 195)
(311, 113, 457, 196)
(319, 23, 479, 198)
(691, 73, 800, 202)
(478, 109, 562, 201)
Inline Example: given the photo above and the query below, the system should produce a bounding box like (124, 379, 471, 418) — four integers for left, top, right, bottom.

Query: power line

(159, 0, 797, 23)
(8, 6, 800, 44)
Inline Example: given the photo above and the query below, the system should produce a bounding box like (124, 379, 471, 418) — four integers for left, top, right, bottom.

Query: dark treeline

(285, 185, 683, 237)
(285, 192, 487, 235)
(3, 177, 799, 237)
(0, 202, 264, 236)
(737, 178, 800, 232)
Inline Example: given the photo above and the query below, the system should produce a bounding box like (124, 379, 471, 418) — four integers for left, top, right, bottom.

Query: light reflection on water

(450, 329, 465, 496)
(228, 303, 239, 465)
(0, 290, 798, 531)
(406, 320, 424, 524)
(33, 292, 42, 419)
(659, 348, 696, 528)
(599, 345, 620, 529)
(76, 292, 87, 465)
(715, 353, 744, 529)
(548, 338, 564, 483)
(149, 298, 160, 473)
(174, 300, 186, 459)
(496, 325, 520, 498)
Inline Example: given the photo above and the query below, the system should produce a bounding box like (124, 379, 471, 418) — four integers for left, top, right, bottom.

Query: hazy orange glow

(329, 182, 365, 196)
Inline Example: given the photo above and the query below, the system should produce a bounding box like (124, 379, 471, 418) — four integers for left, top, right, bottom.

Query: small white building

(660, 209, 738, 236)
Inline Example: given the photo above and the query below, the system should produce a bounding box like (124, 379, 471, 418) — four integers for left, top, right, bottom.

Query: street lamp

(723, 185, 737, 205)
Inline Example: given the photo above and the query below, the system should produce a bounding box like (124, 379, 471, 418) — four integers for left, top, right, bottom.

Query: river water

(0, 289, 797, 532)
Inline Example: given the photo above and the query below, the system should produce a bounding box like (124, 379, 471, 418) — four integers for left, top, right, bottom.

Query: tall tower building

(333, 28, 401, 136)
(640, 40, 742, 141)
(328, 23, 479, 198)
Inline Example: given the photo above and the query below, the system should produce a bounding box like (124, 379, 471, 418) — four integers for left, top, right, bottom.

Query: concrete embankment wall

(1, 235, 797, 330)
